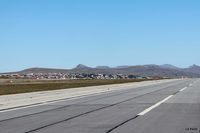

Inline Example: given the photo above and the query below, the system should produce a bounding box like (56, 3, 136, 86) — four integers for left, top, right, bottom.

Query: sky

(0, 0, 200, 72)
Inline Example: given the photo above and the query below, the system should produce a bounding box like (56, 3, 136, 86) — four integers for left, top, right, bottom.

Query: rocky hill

(15, 64, 200, 78)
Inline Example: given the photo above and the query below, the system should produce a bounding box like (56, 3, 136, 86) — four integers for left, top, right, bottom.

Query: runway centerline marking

(179, 87, 187, 92)
(138, 95, 173, 116)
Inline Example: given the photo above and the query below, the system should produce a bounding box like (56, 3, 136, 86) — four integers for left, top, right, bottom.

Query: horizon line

(1, 63, 199, 73)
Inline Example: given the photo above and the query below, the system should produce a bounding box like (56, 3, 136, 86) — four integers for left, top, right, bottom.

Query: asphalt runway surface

(0, 79, 199, 133)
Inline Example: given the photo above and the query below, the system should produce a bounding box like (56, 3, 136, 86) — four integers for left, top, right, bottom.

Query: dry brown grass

(0, 79, 150, 95)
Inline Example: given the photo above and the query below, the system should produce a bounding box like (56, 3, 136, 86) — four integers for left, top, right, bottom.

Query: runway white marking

(179, 87, 187, 92)
(189, 84, 193, 87)
(138, 95, 173, 116)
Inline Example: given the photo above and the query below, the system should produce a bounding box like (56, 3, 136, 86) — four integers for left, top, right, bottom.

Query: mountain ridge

(3, 64, 199, 78)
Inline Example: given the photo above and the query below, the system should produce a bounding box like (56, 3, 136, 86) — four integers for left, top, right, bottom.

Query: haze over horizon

(1, 0, 200, 72)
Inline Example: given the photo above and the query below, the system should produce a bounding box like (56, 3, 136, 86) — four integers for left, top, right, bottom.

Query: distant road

(0, 79, 199, 133)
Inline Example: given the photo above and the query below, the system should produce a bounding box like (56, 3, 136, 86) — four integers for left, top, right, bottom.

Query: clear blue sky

(1, 0, 200, 72)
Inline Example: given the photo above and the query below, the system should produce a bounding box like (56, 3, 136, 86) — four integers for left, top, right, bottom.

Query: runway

(0, 79, 199, 133)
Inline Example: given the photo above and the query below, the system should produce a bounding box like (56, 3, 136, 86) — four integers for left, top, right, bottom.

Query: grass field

(0, 79, 152, 95)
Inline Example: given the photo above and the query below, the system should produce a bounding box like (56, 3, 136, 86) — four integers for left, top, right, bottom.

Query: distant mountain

(183, 64, 200, 74)
(19, 67, 69, 74)
(74, 64, 91, 69)
(96, 66, 110, 69)
(116, 66, 131, 69)
(115, 65, 199, 78)
(6, 64, 200, 78)
(160, 64, 181, 70)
